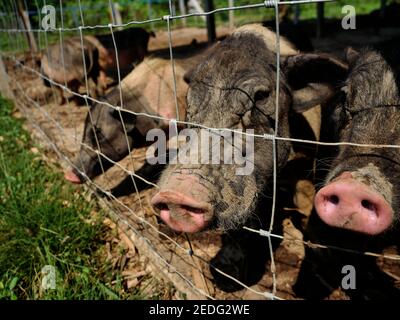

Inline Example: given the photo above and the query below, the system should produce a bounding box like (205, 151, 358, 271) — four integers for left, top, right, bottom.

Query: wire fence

(0, 0, 399, 300)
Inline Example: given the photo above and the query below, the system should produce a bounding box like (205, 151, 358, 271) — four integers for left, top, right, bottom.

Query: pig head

(151, 24, 348, 233)
(65, 58, 187, 183)
(64, 88, 158, 183)
(314, 48, 400, 235)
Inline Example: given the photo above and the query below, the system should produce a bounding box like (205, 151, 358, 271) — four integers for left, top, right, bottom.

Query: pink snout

(64, 169, 83, 184)
(314, 173, 393, 235)
(151, 174, 213, 233)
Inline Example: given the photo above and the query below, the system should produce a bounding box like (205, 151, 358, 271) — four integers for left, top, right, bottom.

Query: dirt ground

(4, 25, 400, 300)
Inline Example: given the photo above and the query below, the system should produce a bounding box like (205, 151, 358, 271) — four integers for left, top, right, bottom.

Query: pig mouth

(151, 190, 213, 233)
(314, 173, 394, 235)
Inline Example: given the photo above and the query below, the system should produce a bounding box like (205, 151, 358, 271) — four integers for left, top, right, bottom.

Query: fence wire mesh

(1, 0, 399, 300)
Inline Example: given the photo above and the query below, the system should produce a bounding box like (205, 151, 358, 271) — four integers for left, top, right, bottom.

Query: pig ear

(291, 83, 336, 113)
(111, 108, 158, 136)
(134, 115, 158, 136)
(183, 68, 194, 84)
(111, 108, 136, 132)
(282, 53, 348, 113)
(345, 47, 360, 65)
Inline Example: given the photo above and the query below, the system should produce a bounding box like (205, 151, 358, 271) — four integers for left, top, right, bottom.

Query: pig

(314, 48, 400, 235)
(41, 27, 154, 102)
(151, 24, 348, 233)
(41, 36, 100, 102)
(92, 27, 155, 80)
(294, 48, 400, 300)
(64, 57, 188, 184)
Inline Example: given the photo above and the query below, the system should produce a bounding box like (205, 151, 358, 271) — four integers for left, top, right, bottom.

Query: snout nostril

(181, 205, 206, 214)
(155, 203, 169, 211)
(327, 195, 339, 205)
(361, 199, 375, 211)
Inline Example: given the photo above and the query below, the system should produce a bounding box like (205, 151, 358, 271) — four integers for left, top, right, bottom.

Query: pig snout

(64, 169, 84, 184)
(151, 174, 213, 233)
(314, 172, 393, 235)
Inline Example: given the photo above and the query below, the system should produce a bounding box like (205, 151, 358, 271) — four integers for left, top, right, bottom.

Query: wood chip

(121, 270, 147, 279)
(127, 278, 139, 289)
(118, 229, 136, 253)
(191, 262, 213, 298)
(103, 217, 116, 229)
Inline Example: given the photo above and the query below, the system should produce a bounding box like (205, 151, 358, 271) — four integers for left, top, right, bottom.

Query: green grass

(290, 0, 381, 20)
(0, 96, 136, 299)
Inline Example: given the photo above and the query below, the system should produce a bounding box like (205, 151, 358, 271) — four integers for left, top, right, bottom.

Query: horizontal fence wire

(0, 0, 334, 32)
(1, 0, 399, 301)
(13, 80, 280, 300)
(5, 53, 400, 151)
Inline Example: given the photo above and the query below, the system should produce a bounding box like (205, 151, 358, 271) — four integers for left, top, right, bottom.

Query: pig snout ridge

(314, 173, 393, 235)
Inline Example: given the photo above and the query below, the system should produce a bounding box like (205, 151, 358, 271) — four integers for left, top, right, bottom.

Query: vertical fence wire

(1, 0, 399, 301)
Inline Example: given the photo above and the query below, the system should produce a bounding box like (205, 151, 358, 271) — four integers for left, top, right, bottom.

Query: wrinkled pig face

(152, 39, 292, 232)
(65, 91, 136, 183)
(315, 49, 400, 235)
(151, 27, 348, 233)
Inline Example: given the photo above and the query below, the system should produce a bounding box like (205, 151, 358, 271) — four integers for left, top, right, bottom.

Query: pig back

(41, 37, 96, 84)
(120, 57, 188, 126)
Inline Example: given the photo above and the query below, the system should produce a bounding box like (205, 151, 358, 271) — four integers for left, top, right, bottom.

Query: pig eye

(93, 126, 105, 141)
(254, 90, 271, 107)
